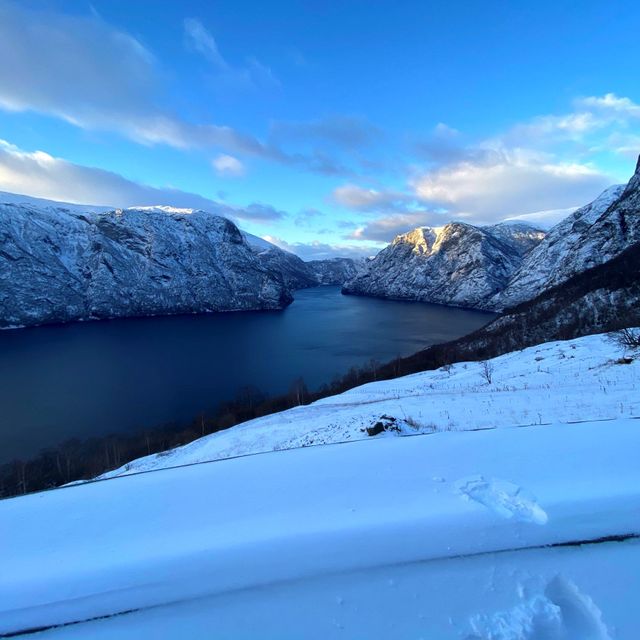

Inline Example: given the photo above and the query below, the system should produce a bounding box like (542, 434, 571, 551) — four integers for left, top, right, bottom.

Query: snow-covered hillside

(2, 331, 639, 637)
(342, 221, 545, 309)
(2, 405, 639, 637)
(0, 190, 112, 214)
(101, 331, 640, 478)
(0, 202, 293, 328)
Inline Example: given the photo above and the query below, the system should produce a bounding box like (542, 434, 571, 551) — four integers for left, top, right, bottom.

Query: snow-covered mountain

(490, 183, 629, 310)
(343, 156, 640, 312)
(306, 257, 362, 284)
(386, 237, 640, 379)
(342, 222, 545, 309)
(242, 232, 318, 289)
(0, 202, 293, 328)
(243, 232, 361, 288)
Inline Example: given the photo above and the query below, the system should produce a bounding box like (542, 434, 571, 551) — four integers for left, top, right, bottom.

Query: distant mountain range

(242, 232, 362, 289)
(1, 154, 639, 330)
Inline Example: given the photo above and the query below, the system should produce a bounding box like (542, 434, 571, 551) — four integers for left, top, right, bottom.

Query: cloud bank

(0, 140, 283, 223)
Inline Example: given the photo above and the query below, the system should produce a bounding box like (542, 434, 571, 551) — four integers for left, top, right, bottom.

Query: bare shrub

(480, 360, 494, 384)
(611, 328, 640, 350)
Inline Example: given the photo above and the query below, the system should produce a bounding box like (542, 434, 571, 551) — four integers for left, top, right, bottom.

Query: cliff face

(342, 222, 544, 309)
(0, 203, 293, 328)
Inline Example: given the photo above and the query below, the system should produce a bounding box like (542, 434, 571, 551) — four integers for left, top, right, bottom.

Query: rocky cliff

(0, 203, 293, 328)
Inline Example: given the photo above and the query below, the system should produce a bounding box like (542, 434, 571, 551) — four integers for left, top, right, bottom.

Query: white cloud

(0, 2, 158, 133)
(212, 154, 245, 177)
(412, 149, 611, 218)
(0, 2, 349, 176)
(500, 94, 640, 150)
(0, 139, 283, 223)
(332, 184, 411, 211)
(184, 17, 229, 70)
(331, 94, 640, 240)
(577, 93, 640, 119)
(506, 112, 604, 144)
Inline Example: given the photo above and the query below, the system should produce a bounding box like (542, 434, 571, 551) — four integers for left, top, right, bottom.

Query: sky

(0, 0, 639, 259)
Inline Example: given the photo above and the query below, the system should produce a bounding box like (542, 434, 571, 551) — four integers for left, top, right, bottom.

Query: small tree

(480, 360, 494, 384)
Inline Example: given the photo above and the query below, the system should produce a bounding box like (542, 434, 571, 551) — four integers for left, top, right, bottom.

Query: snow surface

(242, 230, 283, 253)
(2, 415, 639, 637)
(101, 331, 640, 478)
(0, 190, 112, 214)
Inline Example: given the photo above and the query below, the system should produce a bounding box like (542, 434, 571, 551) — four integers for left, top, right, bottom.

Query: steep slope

(243, 233, 317, 289)
(243, 232, 361, 287)
(342, 222, 543, 309)
(491, 183, 628, 309)
(485, 221, 546, 256)
(0, 204, 292, 328)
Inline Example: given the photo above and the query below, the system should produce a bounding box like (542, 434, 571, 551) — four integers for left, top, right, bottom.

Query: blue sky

(0, 0, 639, 258)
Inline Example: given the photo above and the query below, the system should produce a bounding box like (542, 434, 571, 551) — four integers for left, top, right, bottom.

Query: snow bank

(1, 416, 639, 637)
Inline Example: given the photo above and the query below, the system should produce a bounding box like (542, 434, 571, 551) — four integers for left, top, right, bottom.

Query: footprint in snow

(456, 475, 548, 525)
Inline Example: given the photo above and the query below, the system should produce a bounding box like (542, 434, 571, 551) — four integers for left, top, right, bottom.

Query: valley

(0, 286, 493, 463)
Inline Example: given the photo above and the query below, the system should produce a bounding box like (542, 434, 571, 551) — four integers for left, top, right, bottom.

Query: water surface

(0, 287, 494, 461)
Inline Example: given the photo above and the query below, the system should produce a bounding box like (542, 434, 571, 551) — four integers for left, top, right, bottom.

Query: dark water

(0, 287, 494, 462)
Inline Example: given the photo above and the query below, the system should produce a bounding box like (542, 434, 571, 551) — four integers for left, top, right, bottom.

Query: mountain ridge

(342, 220, 545, 309)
